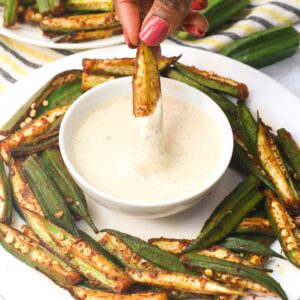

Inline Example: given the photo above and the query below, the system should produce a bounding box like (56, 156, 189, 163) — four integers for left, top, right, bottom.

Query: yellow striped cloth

(171, 0, 300, 51)
(0, 0, 299, 94)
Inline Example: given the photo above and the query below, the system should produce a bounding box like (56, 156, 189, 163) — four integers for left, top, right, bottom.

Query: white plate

(0, 44, 299, 300)
(0, 8, 125, 50)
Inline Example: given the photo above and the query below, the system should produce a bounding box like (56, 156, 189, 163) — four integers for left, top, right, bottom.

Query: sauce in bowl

(72, 94, 221, 202)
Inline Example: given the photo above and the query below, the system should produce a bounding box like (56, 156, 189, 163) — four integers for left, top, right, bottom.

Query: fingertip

(190, 0, 208, 11)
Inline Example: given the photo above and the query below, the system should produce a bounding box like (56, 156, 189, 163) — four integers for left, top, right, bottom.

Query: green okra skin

(23, 209, 133, 292)
(185, 175, 263, 252)
(101, 229, 195, 275)
(167, 69, 237, 117)
(173, 62, 249, 100)
(237, 101, 257, 155)
(0, 70, 82, 136)
(20, 155, 79, 235)
(39, 148, 98, 233)
(65, 0, 114, 12)
(0, 223, 82, 285)
(202, 0, 249, 33)
(40, 12, 119, 33)
(233, 142, 275, 191)
(4, 0, 19, 27)
(181, 253, 287, 300)
(11, 136, 59, 158)
(219, 237, 284, 259)
(277, 128, 300, 180)
(220, 26, 299, 68)
(36, 0, 49, 14)
(0, 157, 12, 224)
(48, 0, 63, 15)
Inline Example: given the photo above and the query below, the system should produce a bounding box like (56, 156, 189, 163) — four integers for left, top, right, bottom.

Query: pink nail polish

(190, 1, 206, 11)
(139, 16, 169, 46)
(123, 31, 135, 49)
(181, 25, 205, 37)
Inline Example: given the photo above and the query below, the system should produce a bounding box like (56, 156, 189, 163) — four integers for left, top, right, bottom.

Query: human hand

(114, 0, 209, 49)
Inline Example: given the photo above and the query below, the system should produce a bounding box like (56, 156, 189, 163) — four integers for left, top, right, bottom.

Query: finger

(181, 12, 209, 37)
(139, 0, 192, 47)
(114, 0, 141, 48)
(190, 0, 207, 11)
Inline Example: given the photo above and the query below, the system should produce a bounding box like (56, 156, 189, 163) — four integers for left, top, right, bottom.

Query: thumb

(139, 0, 191, 46)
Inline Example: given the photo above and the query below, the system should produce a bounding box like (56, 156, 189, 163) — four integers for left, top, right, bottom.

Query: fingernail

(181, 24, 205, 37)
(190, 1, 206, 11)
(123, 31, 135, 49)
(139, 16, 169, 46)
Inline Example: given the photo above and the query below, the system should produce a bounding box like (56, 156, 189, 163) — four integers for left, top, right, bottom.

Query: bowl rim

(59, 76, 234, 208)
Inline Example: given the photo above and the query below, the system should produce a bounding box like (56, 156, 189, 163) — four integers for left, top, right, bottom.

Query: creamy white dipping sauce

(72, 95, 221, 202)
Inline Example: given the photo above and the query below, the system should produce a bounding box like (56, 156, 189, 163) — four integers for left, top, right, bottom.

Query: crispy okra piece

(148, 237, 192, 255)
(4, 0, 19, 27)
(167, 69, 237, 117)
(65, 285, 168, 300)
(57, 26, 122, 43)
(185, 176, 263, 252)
(264, 189, 300, 268)
(40, 148, 98, 233)
(65, 0, 114, 12)
(181, 253, 287, 300)
(23, 209, 133, 292)
(0, 223, 82, 285)
(20, 155, 79, 235)
(0, 157, 12, 224)
(0, 70, 81, 136)
(133, 42, 161, 117)
(277, 128, 300, 180)
(20, 224, 39, 242)
(257, 119, 300, 215)
(0, 106, 68, 162)
(234, 217, 274, 236)
(9, 159, 44, 216)
(11, 136, 59, 158)
(23, 6, 43, 23)
(81, 73, 115, 91)
(173, 62, 249, 100)
(126, 268, 251, 297)
(82, 56, 179, 76)
(40, 12, 119, 32)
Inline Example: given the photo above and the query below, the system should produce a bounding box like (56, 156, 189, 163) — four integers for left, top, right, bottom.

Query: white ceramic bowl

(60, 77, 233, 218)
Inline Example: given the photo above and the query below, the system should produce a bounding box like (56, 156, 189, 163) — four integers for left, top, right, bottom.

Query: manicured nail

(139, 16, 169, 46)
(190, 1, 207, 11)
(123, 30, 135, 49)
(181, 24, 205, 37)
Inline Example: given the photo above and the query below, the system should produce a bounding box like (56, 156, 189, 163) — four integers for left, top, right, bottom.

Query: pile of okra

(1, 45, 300, 299)
(1, 0, 122, 43)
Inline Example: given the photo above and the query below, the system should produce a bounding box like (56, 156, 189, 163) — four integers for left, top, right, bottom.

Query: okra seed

(14, 242, 22, 249)
(77, 242, 86, 251)
(37, 255, 46, 263)
(21, 245, 29, 254)
(83, 247, 92, 256)
(281, 229, 288, 237)
(78, 291, 86, 298)
(118, 242, 126, 251)
(52, 260, 59, 265)
(231, 277, 237, 284)
(45, 258, 51, 265)
(42, 100, 49, 106)
(204, 269, 213, 277)
(287, 244, 295, 251)
(286, 237, 294, 244)
(56, 232, 64, 241)
(31, 103, 36, 109)
(20, 122, 26, 129)
(25, 117, 32, 124)
(54, 211, 64, 219)
(30, 110, 36, 118)
(5, 233, 15, 244)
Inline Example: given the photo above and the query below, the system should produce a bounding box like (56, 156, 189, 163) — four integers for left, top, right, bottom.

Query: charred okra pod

(185, 175, 263, 252)
(4, 0, 19, 27)
(40, 12, 119, 32)
(19, 155, 78, 235)
(173, 62, 249, 100)
(264, 189, 300, 268)
(257, 118, 300, 215)
(40, 148, 98, 233)
(0, 223, 82, 285)
(65, 0, 114, 12)
(234, 217, 274, 236)
(181, 253, 287, 300)
(167, 69, 237, 117)
(57, 26, 122, 43)
(277, 128, 300, 180)
(23, 209, 132, 292)
(0, 157, 12, 224)
(9, 159, 44, 217)
(0, 106, 68, 162)
(148, 237, 192, 255)
(81, 73, 115, 91)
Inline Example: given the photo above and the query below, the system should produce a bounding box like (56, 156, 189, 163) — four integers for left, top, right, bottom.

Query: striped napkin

(171, 0, 300, 51)
(0, 0, 299, 94)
